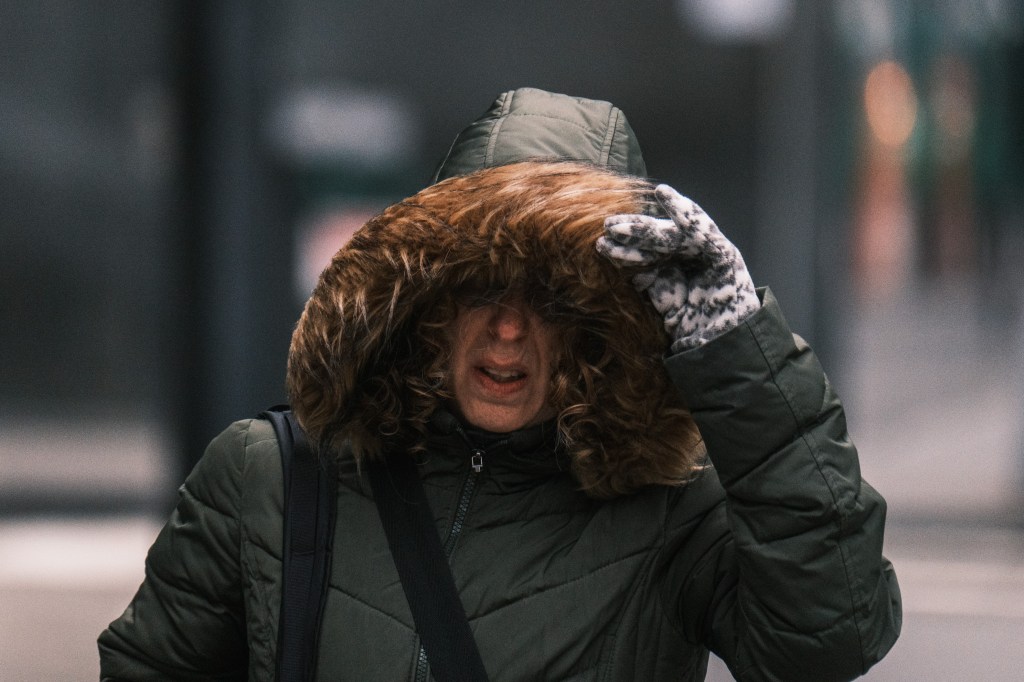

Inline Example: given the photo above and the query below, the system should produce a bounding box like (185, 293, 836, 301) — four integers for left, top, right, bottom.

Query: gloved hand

(596, 184, 760, 353)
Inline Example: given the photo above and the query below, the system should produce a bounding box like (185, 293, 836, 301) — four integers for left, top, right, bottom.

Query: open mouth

(478, 367, 527, 384)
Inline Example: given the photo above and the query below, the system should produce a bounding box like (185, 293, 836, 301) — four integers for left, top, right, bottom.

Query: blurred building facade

(1, 0, 1022, 515)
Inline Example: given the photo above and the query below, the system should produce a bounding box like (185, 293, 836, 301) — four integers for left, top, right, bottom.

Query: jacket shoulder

(97, 419, 281, 681)
(183, 419, 280, 513)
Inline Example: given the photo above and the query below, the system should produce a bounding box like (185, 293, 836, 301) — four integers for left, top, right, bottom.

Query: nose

(488, 300, 529, 342)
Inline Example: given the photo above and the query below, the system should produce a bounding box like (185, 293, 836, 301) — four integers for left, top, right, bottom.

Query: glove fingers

(599, 183, 761, 353)
(603, 215, 702, 257)
(654, 184, 740, 261)
(641, 264, 688, 318)
(608, 187, 730, 263)
(654, 185, 720, 236)
(596, 236, 662, 265)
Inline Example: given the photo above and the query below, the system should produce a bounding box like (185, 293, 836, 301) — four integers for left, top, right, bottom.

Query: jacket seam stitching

(800, 427, 869, 671)
(326, 583, 415, 630)
(239, 418, 255, 555)
(484, 90, 516, 166)
(493, 112, 601, 136)
(598, 108, 618, 166)
(238, 421, 259, 677)
(180, 486, 235, 521)
(241, 536, 276, 677)
(675, 499, 730, 645)
(660, 489, 710, 644)
(471, 547, 649, 620)
(745, 318, 841, 511)
(745, 320, 869, 669)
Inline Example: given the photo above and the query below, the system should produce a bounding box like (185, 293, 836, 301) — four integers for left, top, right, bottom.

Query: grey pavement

(3, 280, 1024, 680)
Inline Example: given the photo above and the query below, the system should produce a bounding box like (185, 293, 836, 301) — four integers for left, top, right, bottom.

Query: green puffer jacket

(99, 88, 901, 681)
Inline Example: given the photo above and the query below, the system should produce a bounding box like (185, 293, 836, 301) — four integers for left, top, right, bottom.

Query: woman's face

(446, 293, 558, 433)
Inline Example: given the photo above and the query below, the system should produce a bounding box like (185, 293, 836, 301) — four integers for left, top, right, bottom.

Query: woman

(100, 88, 901, 681)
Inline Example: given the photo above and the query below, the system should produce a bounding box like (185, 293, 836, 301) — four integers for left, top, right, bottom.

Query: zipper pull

(470, 450, 484, 473)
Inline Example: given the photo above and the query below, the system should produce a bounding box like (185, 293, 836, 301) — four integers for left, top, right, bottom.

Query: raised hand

(597, 184, 760, 353)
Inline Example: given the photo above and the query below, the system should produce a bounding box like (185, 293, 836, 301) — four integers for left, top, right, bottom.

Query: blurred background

(1, 0, 1022, 679)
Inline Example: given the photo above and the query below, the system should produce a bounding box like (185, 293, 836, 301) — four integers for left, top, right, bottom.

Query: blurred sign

(268, 84, 419, 171)
(676, 0, 794, 42)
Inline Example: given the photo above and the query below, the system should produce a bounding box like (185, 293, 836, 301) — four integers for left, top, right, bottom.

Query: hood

(288, 162, 704, 499)
(288, 90, 702, 499)
(432, 87, 647, 183)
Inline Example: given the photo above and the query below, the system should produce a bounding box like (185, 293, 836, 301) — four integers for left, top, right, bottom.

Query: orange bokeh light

(864, 60, 918, 147)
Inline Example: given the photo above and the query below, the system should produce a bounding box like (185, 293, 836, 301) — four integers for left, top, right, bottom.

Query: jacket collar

(425, 408, 568, 480)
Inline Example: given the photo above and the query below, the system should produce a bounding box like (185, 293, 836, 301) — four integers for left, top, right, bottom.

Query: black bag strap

(261, 407, 338, 682)
(367, 455, 489, 682)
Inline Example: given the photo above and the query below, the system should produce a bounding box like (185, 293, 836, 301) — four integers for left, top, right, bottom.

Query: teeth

(482, 368, 525, 382)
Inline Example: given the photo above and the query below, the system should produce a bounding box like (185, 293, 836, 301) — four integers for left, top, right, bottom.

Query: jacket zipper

(443, 447, 484, 557)
(413, 432, 502, 682)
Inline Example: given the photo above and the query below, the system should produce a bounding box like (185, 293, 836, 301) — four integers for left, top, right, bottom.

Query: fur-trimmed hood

(288, 161, 704, 498)
(288, 89, 703, 498)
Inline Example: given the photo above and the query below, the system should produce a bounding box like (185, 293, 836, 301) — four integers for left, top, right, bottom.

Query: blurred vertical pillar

(752, 0, 841, 369)
(169, 0, 294, 485)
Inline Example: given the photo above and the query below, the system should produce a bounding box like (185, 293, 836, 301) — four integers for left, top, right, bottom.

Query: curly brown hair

(287, 160, 705, 499)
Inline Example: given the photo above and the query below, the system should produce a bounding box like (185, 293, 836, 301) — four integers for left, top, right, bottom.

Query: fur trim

(287, 161, 705, 499)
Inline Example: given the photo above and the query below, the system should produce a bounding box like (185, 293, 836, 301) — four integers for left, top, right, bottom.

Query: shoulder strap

(367, 455, 489, 682)
(260, 407, 338, 682)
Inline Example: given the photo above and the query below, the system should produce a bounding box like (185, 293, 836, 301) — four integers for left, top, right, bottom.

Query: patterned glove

(596, 184, 760, 353)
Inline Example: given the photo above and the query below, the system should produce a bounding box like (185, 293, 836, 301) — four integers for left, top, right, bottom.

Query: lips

(474, 365, 529, 394)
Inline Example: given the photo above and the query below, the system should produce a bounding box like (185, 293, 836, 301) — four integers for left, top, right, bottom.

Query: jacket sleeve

(97, 421, 254, 681)
(661, 289, 901, 681)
